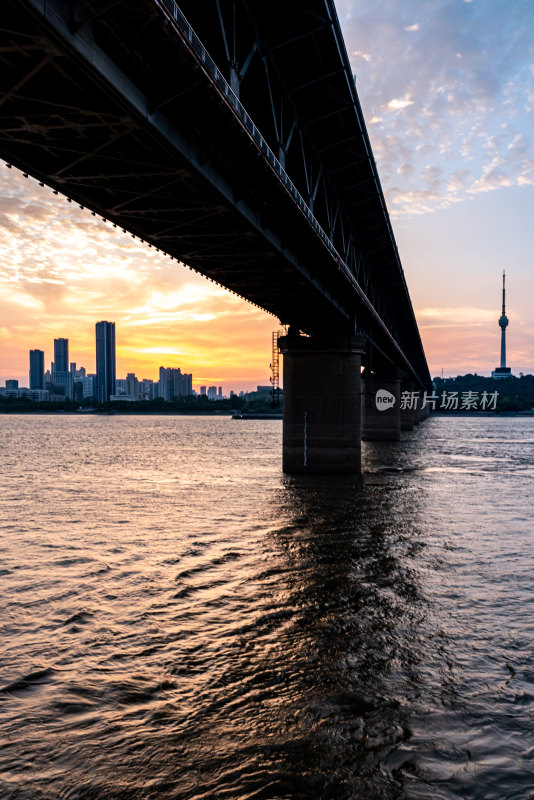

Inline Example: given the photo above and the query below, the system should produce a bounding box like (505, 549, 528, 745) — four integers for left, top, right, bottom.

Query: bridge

(0, 0, 431, 472)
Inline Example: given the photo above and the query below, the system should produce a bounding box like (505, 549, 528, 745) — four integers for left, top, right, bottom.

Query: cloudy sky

(1, 0, 533, 390)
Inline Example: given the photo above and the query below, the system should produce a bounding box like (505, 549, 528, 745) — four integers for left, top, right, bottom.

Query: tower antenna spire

(492, 270, 512, 379)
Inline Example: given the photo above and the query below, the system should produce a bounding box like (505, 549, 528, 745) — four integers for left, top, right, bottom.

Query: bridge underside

(0, 0, 432, 472)
(1, 1, 342, 330)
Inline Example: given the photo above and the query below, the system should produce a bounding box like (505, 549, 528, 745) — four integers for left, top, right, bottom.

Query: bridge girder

(0, 0, 431, 388)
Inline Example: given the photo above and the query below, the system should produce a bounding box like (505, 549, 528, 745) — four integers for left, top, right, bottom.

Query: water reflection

(165, 466, 436, 800)
(3, 417, 534, 800)
(234, 470, 430, 799)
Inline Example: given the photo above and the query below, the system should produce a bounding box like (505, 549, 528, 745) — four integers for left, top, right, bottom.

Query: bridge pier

(400, 383, 416, 430)
(361, 375, 401, 441)
(278, 333, 365, 473)
(400, 408, 414, 431)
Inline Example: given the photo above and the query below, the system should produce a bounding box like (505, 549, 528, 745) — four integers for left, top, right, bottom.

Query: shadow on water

(170, 467, 442, 800)
(2, 432, 466, 800)
(246, 471, 432, 800)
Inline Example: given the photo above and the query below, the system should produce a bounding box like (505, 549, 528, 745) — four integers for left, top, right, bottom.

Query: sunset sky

(1, 0, 533, 391)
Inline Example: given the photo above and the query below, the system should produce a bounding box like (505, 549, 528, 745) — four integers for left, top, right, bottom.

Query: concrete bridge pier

(361, 374, 401, 441)
(278, 332, 365, 473)
(400, 397, 415, 430)
(400, 410, 414, 431)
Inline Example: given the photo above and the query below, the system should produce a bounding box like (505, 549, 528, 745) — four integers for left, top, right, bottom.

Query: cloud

(386, 97, 415, 111)
(351, 49, 371, 62)
(0, 169, 275, 391)
(417, 306, 495, 326)
(338, 0, 534, 217)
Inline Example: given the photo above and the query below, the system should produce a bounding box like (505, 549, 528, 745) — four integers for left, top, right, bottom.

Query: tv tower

(491, 270, 512, 379)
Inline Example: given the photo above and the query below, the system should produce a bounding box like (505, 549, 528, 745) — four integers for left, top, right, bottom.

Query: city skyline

(0, 0, 533, 387)
(2, 325, 244, 401)
(2, 327, 237, 396)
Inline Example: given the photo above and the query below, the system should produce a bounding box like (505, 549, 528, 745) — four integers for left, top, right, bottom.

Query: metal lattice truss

(0, 0, 430, 387)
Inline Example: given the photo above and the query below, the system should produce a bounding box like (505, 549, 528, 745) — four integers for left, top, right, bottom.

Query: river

(1, 414, 533, 799)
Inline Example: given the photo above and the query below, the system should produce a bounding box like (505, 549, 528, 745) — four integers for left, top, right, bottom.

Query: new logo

(375, 389, 396, 411)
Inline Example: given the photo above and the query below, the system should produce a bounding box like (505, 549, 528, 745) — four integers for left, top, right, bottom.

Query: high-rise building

(52, 338, 72, 398)
(125, 373, 140, 400)
(82, 375, 96, 399)
(96, 321, 116, 402)
(29, 349, 45, 389)
(54, 338, 69, 373)
(158, 367, 193, 400)
(492, 271, 513, 379)
(140, 379, 155, 401)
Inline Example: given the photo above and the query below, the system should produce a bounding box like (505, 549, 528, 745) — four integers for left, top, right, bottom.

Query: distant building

(492, 271, 513, 379)
(53, 338, 72, 399)
(207, 386, 217, 400)
(200, 386, 207, 396)
(158, 367, 193, 400)
(54, 338, 68, 372)
(125, 373, 139, 400)
(52, 371, 72, 399)
(6, 379, 18, 390)
(0, 386, 50, 401)
(82, 375, 95, 399)
(109, 394, 137, 402)
(29, 349, 45, 389)
(95, 321, 116, 402)
(218, 387, 223, 398)
(139, 379, 156, 401)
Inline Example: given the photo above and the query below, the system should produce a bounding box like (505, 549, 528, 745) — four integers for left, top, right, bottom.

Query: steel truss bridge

(0, 0, 430, 391)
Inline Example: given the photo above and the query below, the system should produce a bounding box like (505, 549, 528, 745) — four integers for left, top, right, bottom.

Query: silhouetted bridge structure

(1, 0, 431, 472)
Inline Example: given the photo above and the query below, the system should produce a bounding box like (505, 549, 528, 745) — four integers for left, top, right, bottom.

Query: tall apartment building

(29, 349, 45, 389)
(158, 367, 193, 400)
(52, 338, 72, 399)
(95, 321, 116, 403)
(54, 338, 68, 372)
(125, 373, 139, 400)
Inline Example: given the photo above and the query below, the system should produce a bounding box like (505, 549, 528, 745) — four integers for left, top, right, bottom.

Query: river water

(1, 414, 533, 800)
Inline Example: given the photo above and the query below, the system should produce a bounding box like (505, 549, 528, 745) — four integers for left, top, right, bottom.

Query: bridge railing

(155, 0, 391, 328)
(154, 0, 428, 377)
